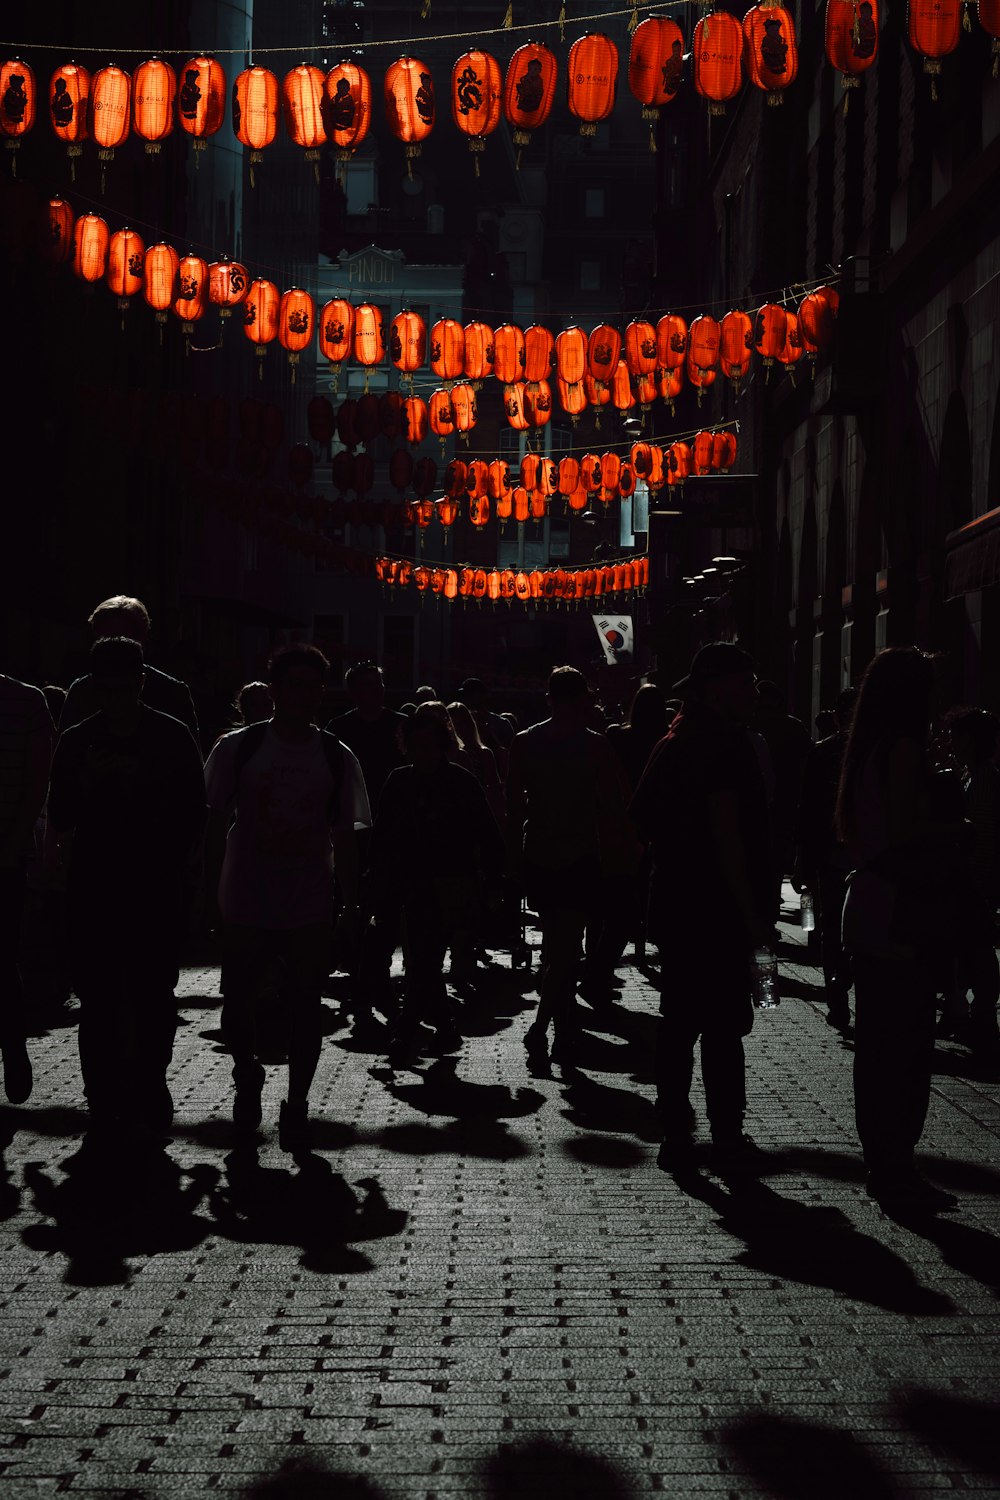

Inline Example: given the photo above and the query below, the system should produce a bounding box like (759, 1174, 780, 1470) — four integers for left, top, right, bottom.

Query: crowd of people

(2, 594, 998, 1212)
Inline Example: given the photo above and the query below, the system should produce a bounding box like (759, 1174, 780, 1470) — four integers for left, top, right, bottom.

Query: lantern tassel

(649, 124, 656, 152)
(558, 0, 566, 39)
(421, 0, 431, 14)
(963, 2, 972, 29)
(628, 0, 639, 31)
(502, 0, 513, 27)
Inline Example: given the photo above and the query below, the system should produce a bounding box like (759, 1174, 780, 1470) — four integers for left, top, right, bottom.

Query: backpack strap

(231, 721, 345, 824)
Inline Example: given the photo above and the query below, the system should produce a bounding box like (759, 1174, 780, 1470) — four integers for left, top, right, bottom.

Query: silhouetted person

(796, 686, 858, 1030)
(838, 647, 967, 1213)
(60, 595, 200, 743)
(752, 679, 811, 923)
(506, 666, 632, 1069)
(0, 671, 54, 1102)
(369, 713, 504, 1066)
(47, 638, 206, 1134)
(631, 643, 772, 1174)
(204, 645, 369, 1150)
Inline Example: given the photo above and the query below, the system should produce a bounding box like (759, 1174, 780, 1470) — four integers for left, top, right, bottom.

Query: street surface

(2, 895, 999, 1498)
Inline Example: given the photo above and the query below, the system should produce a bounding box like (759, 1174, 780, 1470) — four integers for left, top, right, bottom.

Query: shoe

(866, 1172, 958, 1214)
(387, 1030, 420, 1069)
(1, 1037, 32, 1105)
(656, 1135, 698, 1173)
(826, 1006, 851, 1031)
(278, 1099, 312, 1153)
(711, 1133, 767, 1176)
(233, 1062, 265, 1135)
(524, 1022, 549, 1064)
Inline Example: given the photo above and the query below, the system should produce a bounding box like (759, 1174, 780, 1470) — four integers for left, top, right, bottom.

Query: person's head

(399, 701, 416, 717)
(413, 699, 461, 749)
(235, 680, 272, 725)
(266, 643, 329, 725)
(345, 660, 385, 716)
(447, 700, 485, 750)
(413, 684, 438, 705)
(835, 685, 859, 731)
(402, 710, 451, 772)
(754, 678, 782, 713)
(457, 677, 489, 713)
(815, 709, 838, 740)
(675, 642, 757, 724)
(627, 682, 672, 741)
(546, 666, 591, 718)
(89, 636, 144, 716)
(944, 706, 1000, 768)
(499, 711, 519, 731)
(835, 647, 936, 836)
(88, 595, 151, 644)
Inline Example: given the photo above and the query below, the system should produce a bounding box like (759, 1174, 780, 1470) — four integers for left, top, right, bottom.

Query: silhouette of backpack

(231, 720, 345, 821)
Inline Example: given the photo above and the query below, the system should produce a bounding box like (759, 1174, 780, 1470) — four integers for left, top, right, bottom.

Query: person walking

(60, 595, 200, 742)
(630, 643, 772, 1174)
(837, 647, 967, 1213)
(47, 637, 206, 1135)
(0, 671, 54, 1102)
(506, 666, 633, 1069)
(204, 645, 369, 1150)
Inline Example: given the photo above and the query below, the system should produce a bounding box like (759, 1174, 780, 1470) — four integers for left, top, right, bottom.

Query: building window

(585, 187, 605, 219)
(345, 158, 376, 215)
(580, 259, 601, 291)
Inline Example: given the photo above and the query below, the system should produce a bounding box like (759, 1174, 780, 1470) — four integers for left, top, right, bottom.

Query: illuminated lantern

(174, 253, 207, 338)
(414, 564, 431, 590)
(798, 285, 840, 361)
(524, 324, 555, 383)
(107, 228, 145, 316)
(825, 0, 879, 92)
(451, 50, 502, 173)
(754, 301, 787, 375)
(513, 487, 531, 524)
(656, 312, 688, 371)
(496, 489, 513, 524)
(567, 488, 589, 515)
(648, 445, 665, 489)
(556, 325, 588, 385)
(686, 348, 716, 403)
(777, 307, 804, 381)
(38, 197, 74, 265)
(629, 17, 685, 146)
(566, 33, 619, 137)
(143, 242, 179, 332)
(208, 258, 249, 324)
(581, 453, 602, 492)
(500, 569, 517, 601)
(743, 4, 799, 106)
(625, 319, 658, 378)
(444, 569, 459, 602)
(688, 314, 721, 374)
(631, 442, 652, 478)
(692, 430, 714, 475)
(503, 383, 530, 432)
(0, 58, 35, 174)
(232, 66, 279, 182)
(133, 58, 176, 153)
(600, 453, 622, 501)
(88, 65, 130, 183)
(558, 377, 588, 420)
(466, 459, 489, 498)
(585, 373, 612, 425)
(610, 359, 636, 412)
(384, 56, 435, 175)
(521, 454, 541, 492)
(414, 498, 435, 536)
(70, 214, 107, 283)
(503, 42, 558, 165)
(445, 459, 468, 496)
(282, 64, 326, 176)
(244, 279, 280, 366)
(178, 56, 226, 153)
(493, 323, 526, 383)
(719, 309, 753, 389)
(278, 287, 314, 380)
(319, 298, 354, 390)
(429, 389, 455, 452)
(514, 571, 532, 601)
(436, 496, 460, 533)
(713, 430, 738, 471)
(390, 309, 426, 384)
(322, 63, 371, 171)
(634, 370, 658, 418)
(469, 491, 491, 527)
(908, 0, 961, 91)
(403, 395, 429, 444)
(488, 459, 512, 500)
(525, 379, 553, 428)
(353, 302, 385, 382)
(692, 11, 743, 114)
(463, 321, 495, 385)
(482, 570, 500, 603)
(430, 318, 465, 384)
(529, 490, 547, 522)
(49, 63, 89, 175)
(450, 383, 477, 437)
(588, 323, 622, 385)
(657, 364, 684, 414)
(538, 456, 558, 497)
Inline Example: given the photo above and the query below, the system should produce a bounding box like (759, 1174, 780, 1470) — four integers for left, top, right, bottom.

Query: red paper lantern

(463, 321, 495, 384)
(713, 431, 738, 471)
(469, 490, 492, 527)
(908, 0, 962, 88)
(777, 307, 805, 379)
(657, 365, 684, 412)
(754, 301, 787, 372)
(624, 319, 658, 378)
(1, 58, 36, 174)
(503, 384, 530, 432)
(278, 287, 313, 377)
(430, 318, 465, 384)
(403, 396, 429, 444)
(390, 309, 426, 381)
(320, 298, 354, 390)
(585, 374, 612, 419)
(178, 57, 226, 152)
(556, 326, 588, 385)
(524, 324, 555, 383)
(436, 496, 460, 532)
(467, 459, 489, 498)
(719, 309, 754, 388)
(610, 360, 636, 412)
(513, 487, 531, 524)
(353, 302, 385, 372)
(692, 431, 714, 475)
(503, 43, 557, 163)
(798, 285, 840, 362)
(107, 227, 145, 312)
(451, 50, 502, 172)
(174, 254, 207, 334)
(49, 63, 89, 172)
(978, 0, 1000, 67)
(692, 11, 744, 114)
(450, 383, 478, 436)
(629, 17, 685, 116)
(493, 323, 526, 383)
(282, 64, 327, 168)
(132, 58, 176, 153)
(323, 63, 371, 166)
(38, 197, 74, 265)
(488, 459, 512, 500)
(88, 65, 130, 173)
(208, 258, 249, 321)
(743, 5, 799, 106)
(233, 66, 279, 179)
(566, 33, 619, 137)
(558, 377, 588, 420)
(656, 313, 689, 370)
(524, 380, 553, 428)
(384, 57, 435, 174)
(689, 314, 722, 373)
(143, 242, 180, 326)
(825, 0, 879, 91)
(588, 323, 622, 384)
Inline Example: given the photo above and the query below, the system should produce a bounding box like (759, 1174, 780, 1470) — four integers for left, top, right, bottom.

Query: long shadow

(210, 1148, 406, 1273)
(367, 1117, 533, 1161)
(0, 1113, 21, 1220)
(721, 1411, 898, 1499)
(930, 1045, 1000, 1083)
(896, 1388, 1000, 1480)
(782, 1145, 1000, 1196)
(242, 1460, 386, 1497)
(573, 1001, 660, 1085)
(21, 1135, 218, 1285)
(673, 1172, 955, 1315)
(369, 1055, 546, 1122)
(483, 1438, 634, 1498)
(880, 1207, 1000, 1291)
(557, 1065, 661, 1143)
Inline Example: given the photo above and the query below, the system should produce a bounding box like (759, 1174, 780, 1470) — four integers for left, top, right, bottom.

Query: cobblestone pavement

(2, 897, 1000, 1499)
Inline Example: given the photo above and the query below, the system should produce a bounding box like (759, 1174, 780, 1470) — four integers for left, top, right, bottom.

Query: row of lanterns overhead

(373, 554, 651, 604)
(2, 0, 994, 181)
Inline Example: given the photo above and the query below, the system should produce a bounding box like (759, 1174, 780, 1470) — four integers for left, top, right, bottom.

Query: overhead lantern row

(373, 554, 651, 606)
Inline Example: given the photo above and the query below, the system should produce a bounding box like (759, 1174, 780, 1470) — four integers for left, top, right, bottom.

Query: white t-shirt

(204, 725, 370, 929)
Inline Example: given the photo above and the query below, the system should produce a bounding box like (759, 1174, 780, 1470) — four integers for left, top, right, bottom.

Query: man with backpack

(204, 645, 370, 1149)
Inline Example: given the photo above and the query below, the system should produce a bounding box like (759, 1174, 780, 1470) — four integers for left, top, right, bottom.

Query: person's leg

(393, 900, 448, 1059)
(129, 916, 181, 1131)
(0, 863, 32, 1102)
(536, 904, 587, 1058)
(853, 951, 938, 1188)
(965, 926, 1000, 1055)
(819, 866, 851, 1026)
(221, 925, 268, 1128)
(73, 933, 126, 1126)
(280, 924, 330, 1105)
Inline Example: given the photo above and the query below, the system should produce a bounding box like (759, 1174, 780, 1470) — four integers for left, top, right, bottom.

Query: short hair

(547, 665, 590, 705)
(90, 636, 144, 679)
(266, 643, 329, 686)
(88, 596, 151, 637)
(345, 660, 383, 691)
(414, 684, 438, 702)
(403, 711, 451, 754)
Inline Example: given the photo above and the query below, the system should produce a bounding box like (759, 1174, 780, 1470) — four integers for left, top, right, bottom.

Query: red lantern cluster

(375, 554, 650, 606)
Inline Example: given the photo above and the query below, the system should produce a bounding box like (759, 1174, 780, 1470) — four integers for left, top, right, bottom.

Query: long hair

(627, 683, 672, 742)
(447, 700, 486, 751)
(834, 647, 935, 840)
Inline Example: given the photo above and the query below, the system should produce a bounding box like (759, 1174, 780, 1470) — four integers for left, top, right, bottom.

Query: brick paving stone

(1, 900, 999, 1497)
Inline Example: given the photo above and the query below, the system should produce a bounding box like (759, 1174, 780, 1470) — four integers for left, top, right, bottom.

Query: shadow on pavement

(673, 1173, 956, 1315)
(721, 1412, 897, 1498)
(781, 1145, 1000, 1196)
(242, 1461, 384, 1496)
(557, 1066, 661, 1143)
(896, 1388, 1000, 1479)
(561, 1132, 647, 1168)
(0, 1113, 21, 1220)
(21, 1135, 218, 1286)
(881, 1207, 1000, 1291)
(366, 1116, 533, 1161)
(369, 1056, 546, 1123)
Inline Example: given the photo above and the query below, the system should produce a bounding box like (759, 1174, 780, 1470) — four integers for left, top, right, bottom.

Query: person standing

(60, 595, 200, 743)
(752, 679, 811, 923)
(47, 638, 206, 1134)
(204, 645, 369, 1149)
(837, 647, 966, 1213)
(630, 643, 772, 1174)
(0, 672, 54, 1102)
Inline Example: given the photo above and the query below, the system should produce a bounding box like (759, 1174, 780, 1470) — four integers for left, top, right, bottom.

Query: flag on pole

(593, 614, 634, 665)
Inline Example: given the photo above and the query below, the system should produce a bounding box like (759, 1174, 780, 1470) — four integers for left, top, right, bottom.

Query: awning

(945, 507, 1000, 598)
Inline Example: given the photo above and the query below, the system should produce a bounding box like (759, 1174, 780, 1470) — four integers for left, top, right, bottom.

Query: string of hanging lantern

(372, 553, 652, 606)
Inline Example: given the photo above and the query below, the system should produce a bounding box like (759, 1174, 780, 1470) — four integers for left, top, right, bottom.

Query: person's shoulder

(143, 662, 187, 691)
(0, 675, 51, 723)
